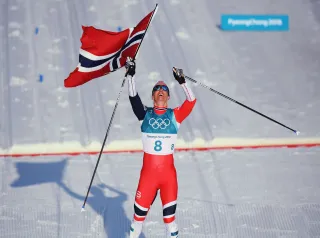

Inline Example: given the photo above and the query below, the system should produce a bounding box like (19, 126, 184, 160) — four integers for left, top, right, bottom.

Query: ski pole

(81, 75, 127, 212)
(184, 75, 300, 135)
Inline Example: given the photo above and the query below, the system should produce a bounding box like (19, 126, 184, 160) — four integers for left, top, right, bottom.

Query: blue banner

(220, 14, 289, 31)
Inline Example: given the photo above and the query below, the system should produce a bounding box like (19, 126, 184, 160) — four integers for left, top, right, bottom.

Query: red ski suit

(128, 80, 196, 224)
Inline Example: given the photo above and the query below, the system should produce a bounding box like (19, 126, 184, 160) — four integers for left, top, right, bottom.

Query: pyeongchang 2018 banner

(220, 14, 289, 31)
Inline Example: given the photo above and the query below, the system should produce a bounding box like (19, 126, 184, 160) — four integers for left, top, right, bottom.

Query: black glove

(172, 67, 186, 84)
(125, 57, 136, 77)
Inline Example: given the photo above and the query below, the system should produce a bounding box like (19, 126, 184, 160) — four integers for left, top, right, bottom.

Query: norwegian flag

(64, 5, 158, 88)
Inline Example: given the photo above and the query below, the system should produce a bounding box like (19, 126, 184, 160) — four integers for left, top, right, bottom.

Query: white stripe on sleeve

(181, 82, 195, 101)
(128, 75, 137, 97)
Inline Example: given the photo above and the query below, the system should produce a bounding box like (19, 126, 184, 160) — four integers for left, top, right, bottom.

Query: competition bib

(140, 108, 179, 155)
(142, 133, 178, 155)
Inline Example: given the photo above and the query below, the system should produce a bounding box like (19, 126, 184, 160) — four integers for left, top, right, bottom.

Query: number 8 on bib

(154, 140, 162, 151)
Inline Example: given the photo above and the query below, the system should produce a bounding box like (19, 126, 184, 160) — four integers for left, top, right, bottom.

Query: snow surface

(1, 0, 320, 237)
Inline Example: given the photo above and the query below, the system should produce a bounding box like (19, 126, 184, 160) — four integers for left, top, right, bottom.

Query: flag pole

(81, 4, 158, 211)
(133, 3, 158, 61)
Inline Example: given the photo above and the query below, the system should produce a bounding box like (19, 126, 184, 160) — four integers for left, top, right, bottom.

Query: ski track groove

(74, 1, 92, 146)
(66, 0, 91, 146)
(57, 1, 80, 144)
(53, 181, 62, 238)
(26, 0, 45, 144)
(47, 2, 64, 234)
(49, 0, 63, 144)
(5, 0, 12, 149)
(2, 0, 14, 203)
(0, 1, 10, 201)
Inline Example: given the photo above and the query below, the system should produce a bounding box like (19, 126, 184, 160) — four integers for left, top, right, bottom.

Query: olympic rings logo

(149, 118, 170, 129)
